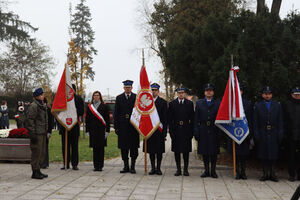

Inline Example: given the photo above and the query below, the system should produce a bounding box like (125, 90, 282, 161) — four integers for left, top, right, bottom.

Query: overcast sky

(7, 0, 300, 98)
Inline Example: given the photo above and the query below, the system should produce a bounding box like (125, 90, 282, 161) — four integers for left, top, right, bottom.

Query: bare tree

(271, 0, 282, 15)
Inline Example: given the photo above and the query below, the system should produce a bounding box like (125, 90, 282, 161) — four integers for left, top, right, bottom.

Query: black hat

(291, 86, 300, 94)
(204, 83, 214, 91)
(262, 86, 272, 93)
(33, 88, 44, 97)
(151, 83, 160, 89)
(122, 80, 133, 86)
(175, 87, 187, 92)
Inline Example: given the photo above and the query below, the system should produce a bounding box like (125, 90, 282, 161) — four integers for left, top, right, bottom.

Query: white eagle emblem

(140, 94, 152, 109)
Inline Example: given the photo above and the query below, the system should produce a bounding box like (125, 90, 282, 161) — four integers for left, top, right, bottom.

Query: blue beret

(262, 86, 272, 93)
(122, 80, 133, 86)
(204, 83, 214, 91)
(33, 88, 44, 97)
(291, 86, 300, 94)
(151, 83, 160, 89)
(175, 87, 187, 92)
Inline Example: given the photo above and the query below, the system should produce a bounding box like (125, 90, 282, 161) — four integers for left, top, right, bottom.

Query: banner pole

(65, 129, 68, 170)
(232, 139, 236, 176)
(144, 138, 147, 174)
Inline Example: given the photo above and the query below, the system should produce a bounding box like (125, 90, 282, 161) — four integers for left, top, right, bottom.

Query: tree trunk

(257, 0, 266, 14)
(271, 0, 282, 15)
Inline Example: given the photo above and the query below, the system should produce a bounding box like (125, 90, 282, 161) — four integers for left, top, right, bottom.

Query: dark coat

(226, 98, 252, 156)
(283, 98, 300, 141)
(27, 99, 48, 136)
(143, 96, 168, 153)
(113, 93, 140, 149)
(168, 98, 194, 153)
(0, 106, 9, 127)
(253, 99, 284, 160)
(86, 103, 110, 148)
(194, 98, 220, 155)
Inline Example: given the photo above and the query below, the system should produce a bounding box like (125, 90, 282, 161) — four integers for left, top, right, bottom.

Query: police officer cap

(33, 88, 44, 97)
(175, 87, 187, 92)
(204, 83, 214, 91)
(291, 86, 300, 94)
(122, 80, 133, 86)
(151, 83, 160, 89)
(262, 86, 272, 93)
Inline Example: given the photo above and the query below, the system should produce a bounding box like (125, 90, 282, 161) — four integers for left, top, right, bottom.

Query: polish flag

(130, 65, 161, 139)
(51, 65, 77, 130)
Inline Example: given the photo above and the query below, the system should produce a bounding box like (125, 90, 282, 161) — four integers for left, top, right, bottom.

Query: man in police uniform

(60, 84, 84, 170)
(114, 80, 140, 174)
(253, 86, 284, 182)
(283, 86, 300, 182)
(143, 83, 168, 175)
(194, 83, 221, 178)
(168, 87, 194, 176)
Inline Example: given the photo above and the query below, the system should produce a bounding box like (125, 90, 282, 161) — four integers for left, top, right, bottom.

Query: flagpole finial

(142, 49, 145, 66)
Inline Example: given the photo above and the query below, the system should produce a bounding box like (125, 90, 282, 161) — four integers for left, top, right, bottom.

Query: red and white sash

(88, 104, 106, 126)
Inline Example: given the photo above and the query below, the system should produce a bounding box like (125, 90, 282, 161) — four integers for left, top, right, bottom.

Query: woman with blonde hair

(86, 91, 110, 171)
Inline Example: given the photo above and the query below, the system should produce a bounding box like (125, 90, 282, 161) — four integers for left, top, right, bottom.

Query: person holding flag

(168, 87, 194, 176)
(194, 83, 221, 178)
(143, 83, 168, 175)
(86, 91, 110, 171)
(253, 86, 284, 182)
(114, 80, 140, 174)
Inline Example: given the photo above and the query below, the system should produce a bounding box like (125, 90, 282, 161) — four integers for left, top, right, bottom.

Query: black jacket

(283, 98, 300, 141)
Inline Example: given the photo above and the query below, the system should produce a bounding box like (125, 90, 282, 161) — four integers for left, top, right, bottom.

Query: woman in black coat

(86, 91, 110, 171)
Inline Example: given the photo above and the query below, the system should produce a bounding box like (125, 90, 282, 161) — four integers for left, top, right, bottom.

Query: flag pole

(65, 129, 68, 170)
(144, 138, 147, 174)
(231, 54, 236, 177)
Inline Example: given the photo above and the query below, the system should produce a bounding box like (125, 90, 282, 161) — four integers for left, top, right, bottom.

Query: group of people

(24, 80, 299, 184)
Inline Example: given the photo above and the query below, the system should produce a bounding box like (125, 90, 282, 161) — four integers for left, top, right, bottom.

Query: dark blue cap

(204, 83, 214, 91)
(33, 88, 44, 97)
(151, 83, 160, 89)
(122, 80, 133, 86)
(291, 86, 300, 94)
(175, 87, 187, 92)
(262, 86, 272, 93)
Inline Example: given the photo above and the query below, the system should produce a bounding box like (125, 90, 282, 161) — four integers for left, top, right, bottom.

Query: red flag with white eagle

(130, 65, 161, 139)
(51, 65, 77, 131)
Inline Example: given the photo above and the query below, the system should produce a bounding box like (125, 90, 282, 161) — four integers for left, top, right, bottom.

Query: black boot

(38, 170, 48, 178)
(259, 166, 268, 181)
(211, 158, 218, 178)
(269, 165, 278, 182)
(156, 154, 162, 175)
(183, 153, 189, 176)
(201, 156, 210, 178)
(174, 153, 181, 176)
(130, 159, 136, 174)
(120, 160, 129, 173)
(149, 154, 156, 175)
(31, 170, 43, 179)
(240, 160, 247, 180)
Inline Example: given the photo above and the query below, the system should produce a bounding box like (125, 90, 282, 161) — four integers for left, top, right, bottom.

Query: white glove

(105, 132, 109, 139)
(47, 133, 51, 139)
(87, 132, 90, 137)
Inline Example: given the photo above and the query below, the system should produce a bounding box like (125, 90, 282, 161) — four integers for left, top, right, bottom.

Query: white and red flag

(130, 65, 161, 139)
(51, 65, 78, 130)
(215, 66, 249, 145)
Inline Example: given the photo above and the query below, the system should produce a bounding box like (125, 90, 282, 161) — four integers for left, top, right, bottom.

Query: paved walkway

(0, 138, 299, 200)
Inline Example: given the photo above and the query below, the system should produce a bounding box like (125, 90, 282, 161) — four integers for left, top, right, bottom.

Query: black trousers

(288, 139, 300, 177)
(61, 125, 79, 167)
(174, 152, 189, 169)
(121, 148, 138, 161)
(40, 137, 49, 167)
(93, 146, 104, 169)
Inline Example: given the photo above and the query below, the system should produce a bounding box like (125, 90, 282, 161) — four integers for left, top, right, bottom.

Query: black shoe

(183, 170, 189, 176)
(174, 170, 182, 176)
(240, 173, 247, 180)
(72, 166, 79, 170)
(61, 166, 70, 170)
(149, 169, 156, 175)
(156, 169, 162, 175)
(120, 166, 130, 173)
(94, 168, 100, 171)
(211, 172, 218, 178)
(130, 168, 136, 174)
(130, 159, 136, 174)
(31, 170, 43, 179)
(39, 170, 48, 178)
(288, 176, 295, 182)
(201, 171, 210, 178)
(235, 174, 240, 180)
(270, 174, 278, 182)
(259, 175, 268, 181)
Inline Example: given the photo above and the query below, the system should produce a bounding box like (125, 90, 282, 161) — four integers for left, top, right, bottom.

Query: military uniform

(253, 86, 284, 182)
(143, 83, 168, 175)
(168, 87, 194, 176)
(114, 80, 140, 173)
(27, 88, 48, 179)
(283, 87, 300, 182)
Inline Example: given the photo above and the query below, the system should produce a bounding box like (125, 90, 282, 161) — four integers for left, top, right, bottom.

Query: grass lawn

(49, 130, 120, 162)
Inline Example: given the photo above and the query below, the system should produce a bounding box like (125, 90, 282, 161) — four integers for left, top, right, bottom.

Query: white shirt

(178, 98, 184, 104)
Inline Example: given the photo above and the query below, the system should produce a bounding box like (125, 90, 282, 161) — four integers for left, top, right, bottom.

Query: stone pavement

(0, 138, 299, 200)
